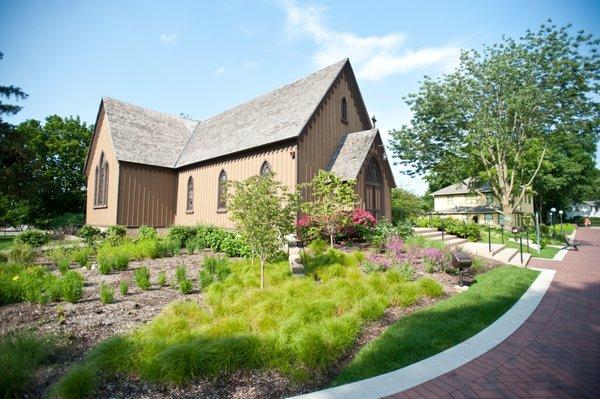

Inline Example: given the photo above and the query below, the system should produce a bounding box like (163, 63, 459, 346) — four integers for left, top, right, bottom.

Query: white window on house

(498, 214, 505, 225)
(486, 193, 493, 204)
(485, 214, 493, 224)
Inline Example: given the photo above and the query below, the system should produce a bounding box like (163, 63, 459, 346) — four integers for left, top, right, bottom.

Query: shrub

(396, 262, 416, 281)
(78, 225, 102, 245)
(50, 212, 84, 235)
(422, 248, 445, 273)
(97, 245, 130, 274)
(308, 238, 327, 255)
(296, 215, 322, 243)
(7, 243, 35, 264)
(138, 226, 158, 240)
(60, 271, 85, 303)
(49, 248, 71, 274)
(100, 283, 115, 304)
(106, 225, 127, 245)
(14, 229, 50, 248)
(134, 267, 151, 290)
(178, 278, 193, 294)
(0, 331, 58, 398)
(167, 226, 196, 247)
(352, 208, 376, 227)
(0, 252, 7, 263)
(72, 247, 93, 269)
(119, 281, 129, 296)
(156, 271, 167, 287)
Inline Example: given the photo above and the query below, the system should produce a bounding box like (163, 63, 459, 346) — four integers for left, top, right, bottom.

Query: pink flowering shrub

(352, 209, 376, 227)
(385, 236, 404, 257)
(296, 215, 322, 243)
(422, 248, 446, 273)
(362, 252, 393, 272)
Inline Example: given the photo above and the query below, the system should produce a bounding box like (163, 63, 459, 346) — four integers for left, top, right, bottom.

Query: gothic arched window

(217, 170, 228, 210)
(260, 161, 272, 176)
(365, 156, 382, 186)
(341, 97, 348, 123)
(94, 152, 109, 207)
(186, 176, 194, 212)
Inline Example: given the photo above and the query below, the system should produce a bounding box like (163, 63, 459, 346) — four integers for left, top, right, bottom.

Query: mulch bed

(0, 248, 475, 399)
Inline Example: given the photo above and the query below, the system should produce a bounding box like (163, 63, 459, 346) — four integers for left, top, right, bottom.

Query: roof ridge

(175, 58, 349, 167)
(102, 96, 198, 124)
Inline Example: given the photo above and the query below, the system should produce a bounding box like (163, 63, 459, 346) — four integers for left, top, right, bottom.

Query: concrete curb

(289, 267, 556, 399)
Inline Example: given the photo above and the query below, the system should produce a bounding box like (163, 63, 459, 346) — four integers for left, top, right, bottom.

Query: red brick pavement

(387, 227, 600, 399)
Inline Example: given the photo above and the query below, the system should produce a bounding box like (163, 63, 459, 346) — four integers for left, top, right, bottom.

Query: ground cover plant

(333, 266, 539, 385)
(14, 229, 51, 247)
(53, 248, 444, 396)
(0, 235, 14, 250)
(0, 330, 61, 398)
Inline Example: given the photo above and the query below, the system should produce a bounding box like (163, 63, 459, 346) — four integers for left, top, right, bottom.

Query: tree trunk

(329, 233, 334, 248)
(260, 258, 265, 289)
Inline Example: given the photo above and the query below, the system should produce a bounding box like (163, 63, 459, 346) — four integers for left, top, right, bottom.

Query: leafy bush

(100, 283, 115, 304)
(119, 281, 129, 296)
(138, 226, 158, 240)
(396, 262, 416, 281)
(296, 215, 322, 243)
(0, 331, 58, 398)
(167, 226, 196, 247)
(50, 212, 84, 235)
(14, 229, 50, 248)
(0, 252, 7, 263)
(106, 225, 127, 245)
(49, 248, 71, 274)
(156, 271, 167, 287)
(7, 243, 35, 264)
(60, 271, 85, 303)
(72, 246, 93, 269)
(78, 225, 102, 245)
(134, 267, 151, 290)
(366, 220, 413, 250)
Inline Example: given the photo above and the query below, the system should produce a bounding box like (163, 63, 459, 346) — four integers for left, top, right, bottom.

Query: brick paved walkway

(389, 227, 600, 399)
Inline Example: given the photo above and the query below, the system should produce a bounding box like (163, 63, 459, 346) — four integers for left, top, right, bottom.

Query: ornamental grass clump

(100, 283, 115, 304)
(119, 281, 129, 296)
(134, 267, 151, 290)
(60, 271, 85, 303)
(72, 246, 93, 269)
(54, 247, 445, 391)
(156, 271, 167, 287)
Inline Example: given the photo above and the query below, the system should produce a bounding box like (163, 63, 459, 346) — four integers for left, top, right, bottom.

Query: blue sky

(1, 0, 599, 194)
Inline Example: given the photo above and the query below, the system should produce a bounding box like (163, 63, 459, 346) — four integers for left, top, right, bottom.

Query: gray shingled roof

(431, 178, 492, 196)
(174, 59, 348, 167)
(103, 97, 197, 168)
(326, 129, 378, 180)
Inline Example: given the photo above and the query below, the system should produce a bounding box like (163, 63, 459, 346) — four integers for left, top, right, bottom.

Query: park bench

(562, 235, 579, 251)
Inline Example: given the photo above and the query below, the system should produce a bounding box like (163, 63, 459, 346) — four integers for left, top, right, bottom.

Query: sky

(1, 0, 599, 195)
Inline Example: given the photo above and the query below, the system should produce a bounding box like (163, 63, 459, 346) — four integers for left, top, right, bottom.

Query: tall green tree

(302, 170, 358, 247)
(228, 173, 299, 289)
(391, 23, 599, 228)
(391, 187, 431, 223)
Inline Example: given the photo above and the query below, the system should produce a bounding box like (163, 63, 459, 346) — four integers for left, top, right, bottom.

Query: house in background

(431, 179, 534, 227)
(84, 59, 395, 228)
(565, 200, 600, 219)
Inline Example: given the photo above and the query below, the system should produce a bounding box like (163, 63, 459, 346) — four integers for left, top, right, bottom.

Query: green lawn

(477, 236, 560, 259)
(333, 266, 539, 386)
(0, 236, 14, 251)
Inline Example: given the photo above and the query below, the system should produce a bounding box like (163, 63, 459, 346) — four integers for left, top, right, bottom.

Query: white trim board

(289, 267, 556, 399)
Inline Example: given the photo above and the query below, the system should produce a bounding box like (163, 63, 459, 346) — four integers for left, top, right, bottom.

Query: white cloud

(243, 60, 259, 67)
(280, 0, 460, 80)
(216, 67, 226, 75)
(159, 32, 179, 44)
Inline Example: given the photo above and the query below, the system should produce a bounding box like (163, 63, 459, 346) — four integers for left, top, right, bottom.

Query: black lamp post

(500, 223, 505, 244)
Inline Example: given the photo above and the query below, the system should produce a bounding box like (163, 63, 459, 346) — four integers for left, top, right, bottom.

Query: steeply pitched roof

(174, 59, 348, 167)
(327, 129, 378, 180)
(102, 97, 197, 168)
(431, 178, 492, 196)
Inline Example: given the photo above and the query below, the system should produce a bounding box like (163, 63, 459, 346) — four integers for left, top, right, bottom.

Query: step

(418, 231, 443, 238)
(414, 227, 437, 233)
(428, 234, 457, 241)
(508, 252, 531, 266)
(458, 242, 506, 256)
(493, 248, 519, 264)
(444, 238, 468, 248)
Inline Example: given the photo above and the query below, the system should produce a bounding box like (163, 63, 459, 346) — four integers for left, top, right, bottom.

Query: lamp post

(535, 212, 541, 255)
(559, 210, 564, 236)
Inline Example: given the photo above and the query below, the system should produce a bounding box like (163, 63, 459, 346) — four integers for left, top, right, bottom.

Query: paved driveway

(389, 227, 600, 398)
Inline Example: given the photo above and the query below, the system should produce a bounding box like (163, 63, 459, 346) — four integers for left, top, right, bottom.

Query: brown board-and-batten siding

(297, 69, 370, 186)
(355, 135, 393, 220)
(175, 141, 297, 228)
(117, 162, 177, 227)
(85, 107, 120, 226)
